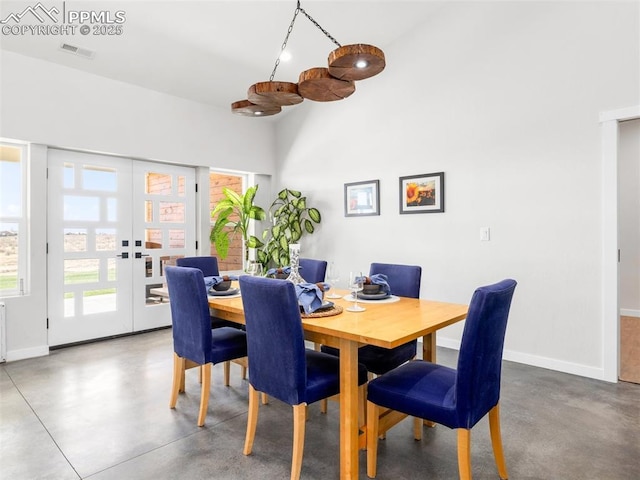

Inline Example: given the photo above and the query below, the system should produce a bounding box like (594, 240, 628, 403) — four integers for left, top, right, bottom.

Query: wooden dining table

(207, 288, 468, 480)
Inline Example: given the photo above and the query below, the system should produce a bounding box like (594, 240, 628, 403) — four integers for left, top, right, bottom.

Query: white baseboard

(501, 349, 605, 380)
(620, 308, 640, 318)
(6, 345, 49, 362)
(432, 337, 606, 381)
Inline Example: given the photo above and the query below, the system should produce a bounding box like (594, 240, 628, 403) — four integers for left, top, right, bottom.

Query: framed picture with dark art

(399, 172, 444, 214)
(344, 180, 380, 217)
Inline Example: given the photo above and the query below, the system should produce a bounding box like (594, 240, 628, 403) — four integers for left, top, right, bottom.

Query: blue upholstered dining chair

(238, 275, 368, 480)
(176, 256, 237, 328)
(365, 279, 517, 480)
(176, 256, 246, 377)
(321, 262, 422, 376)
(176, 255, 220, 276)
(298, 258, 327, 283)
(165, 266, 248, 427)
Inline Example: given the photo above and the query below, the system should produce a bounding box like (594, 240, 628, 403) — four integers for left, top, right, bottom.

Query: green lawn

(1, 271, 116, 296)
(0, 275, 17, 290)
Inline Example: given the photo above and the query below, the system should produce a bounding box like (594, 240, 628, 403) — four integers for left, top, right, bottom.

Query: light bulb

(355, 59, 368, 69)
(279, 50, 292, 62)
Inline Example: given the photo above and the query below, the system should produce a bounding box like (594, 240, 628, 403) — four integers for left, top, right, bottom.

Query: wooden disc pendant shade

(230, 3, 385, 117)
(247, 82, 304, 107)
(231, 100, 281, 117)
(298, 68, 355, 102)
(328, 44, 386, 81)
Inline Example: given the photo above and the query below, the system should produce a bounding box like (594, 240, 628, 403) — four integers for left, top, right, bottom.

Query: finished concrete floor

(1, 328, 638, 479)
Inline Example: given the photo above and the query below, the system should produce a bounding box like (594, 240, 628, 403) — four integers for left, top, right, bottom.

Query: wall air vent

(59, 43, 95, 59)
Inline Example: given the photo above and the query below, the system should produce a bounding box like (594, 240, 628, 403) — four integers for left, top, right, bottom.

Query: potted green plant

(210, 185, 266, 265)
(258, 188, 321, 269)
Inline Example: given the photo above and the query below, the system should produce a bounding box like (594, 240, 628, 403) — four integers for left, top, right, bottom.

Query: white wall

(619, 118, 640, 316)
(0, 51, 276, 359)
(275, 2, 640, 379)
(0, 51, 276, 174)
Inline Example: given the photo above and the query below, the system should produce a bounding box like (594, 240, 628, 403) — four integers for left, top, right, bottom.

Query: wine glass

(247, 261, 263, 276)
(346, 271, 365, 312)
(326, 262, 342, 299)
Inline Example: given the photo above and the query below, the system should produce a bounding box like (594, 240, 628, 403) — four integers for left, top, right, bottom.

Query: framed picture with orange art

(399, 172, 444, 214)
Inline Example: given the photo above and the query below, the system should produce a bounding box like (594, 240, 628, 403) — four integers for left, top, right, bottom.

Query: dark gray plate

(208, 288, 240, 296)
(357, 291, 390, 300)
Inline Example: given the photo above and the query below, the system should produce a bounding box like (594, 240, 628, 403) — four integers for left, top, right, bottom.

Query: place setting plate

(208, 287, 241, 298)
(342, 293, 400, 304)
(358, 291, 390, 300)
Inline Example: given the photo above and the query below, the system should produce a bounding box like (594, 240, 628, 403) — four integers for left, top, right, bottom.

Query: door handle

(116, 252, 129, 259)
(135, 252, 151, 259)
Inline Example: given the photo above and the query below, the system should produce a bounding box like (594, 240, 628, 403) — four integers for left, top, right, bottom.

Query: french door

(47, 149, 195, 346)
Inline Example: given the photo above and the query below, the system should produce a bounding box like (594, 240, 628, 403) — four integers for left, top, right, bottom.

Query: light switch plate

(480, 227, 490, 241)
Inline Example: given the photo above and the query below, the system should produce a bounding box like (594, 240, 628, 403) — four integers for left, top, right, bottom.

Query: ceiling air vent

(59, 43, 95, 59)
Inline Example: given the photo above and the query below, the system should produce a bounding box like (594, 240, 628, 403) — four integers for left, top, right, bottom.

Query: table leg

(422, 332, 436, 362)
(339, 338, 359, 479)
(422, 333, 437, 427)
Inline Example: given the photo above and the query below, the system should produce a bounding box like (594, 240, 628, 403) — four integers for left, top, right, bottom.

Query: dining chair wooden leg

(489, 404, 509, 480)
(261, 393, 269, 405)
(457, 428, 472, 480)
(359, 385, 366, 430)
(179, 355, 186, 393)
(366, 401, 380, 478)
(241, 365, 247, 380)
(197, 363, 211, 427)
(223, 360, 231, 386)
(413, 417, 422, 440)
(291, 404, 307, 480)
(170, 353, 184, 408)
(320, 398, 328, 414)
(244, 385, 259, 455)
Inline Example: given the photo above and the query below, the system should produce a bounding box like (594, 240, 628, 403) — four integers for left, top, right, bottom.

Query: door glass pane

(64, 196, 99, 221)
(160, 256, 176, 277)
(145, 258, 153, 278)
(96, 229, 116, 251)
(145, 229, 162, 249)
(83, 289, 117, 313)
(108, 258, 116, 281)
(146, 173, 171, 195)
(178, 176, 185, 196)
(169, 230, 185, 248)
(83, 165, 117, 191)
(64, 259, 99, 284)
(0, 222, 18, 290)
(159, 202, 185, 223)
(64, 229, 87, 252)
(145, 200, 153, 222)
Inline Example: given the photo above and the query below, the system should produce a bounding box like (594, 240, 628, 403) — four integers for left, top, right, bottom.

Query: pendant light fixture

(231, 0, 385, 117)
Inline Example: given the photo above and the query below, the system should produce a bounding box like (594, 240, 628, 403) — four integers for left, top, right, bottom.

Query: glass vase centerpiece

(286, 243, 305, 285)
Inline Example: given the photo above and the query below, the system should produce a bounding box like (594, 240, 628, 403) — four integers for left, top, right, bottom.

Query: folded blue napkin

(356, 273, 391, 294)
(295, 282, 330, 314)
(266, 266, 291, 277)
(203, 275, 238, 288)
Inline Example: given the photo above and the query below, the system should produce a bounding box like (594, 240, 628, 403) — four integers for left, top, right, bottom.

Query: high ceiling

(0, 1, 442, 119)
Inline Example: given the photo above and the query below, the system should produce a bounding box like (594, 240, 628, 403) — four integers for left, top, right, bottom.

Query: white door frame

(600, 105, 640, 382)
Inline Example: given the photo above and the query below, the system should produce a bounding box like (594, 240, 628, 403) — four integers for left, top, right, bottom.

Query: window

(0, 142, 28, 296)
(209, 172, 245, 271)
